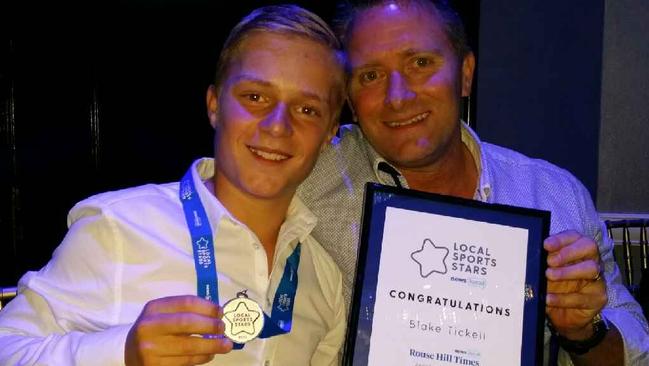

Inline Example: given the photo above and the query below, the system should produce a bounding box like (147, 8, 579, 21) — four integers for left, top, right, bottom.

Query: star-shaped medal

(222, 292, 264, 343)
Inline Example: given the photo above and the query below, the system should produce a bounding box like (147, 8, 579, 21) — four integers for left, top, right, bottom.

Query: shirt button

(264, 361, 270, 366)
(253, 243, 260, 250)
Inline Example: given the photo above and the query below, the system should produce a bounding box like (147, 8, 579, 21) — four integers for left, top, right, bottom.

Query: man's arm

(0, 211, 133, 365)
(0, 286, 133, 365)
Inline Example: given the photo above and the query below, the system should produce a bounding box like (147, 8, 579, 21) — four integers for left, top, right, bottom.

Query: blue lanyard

(179, 167, 300, 345)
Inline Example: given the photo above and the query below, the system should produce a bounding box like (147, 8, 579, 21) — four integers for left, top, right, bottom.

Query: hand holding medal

(125, 295, 233, 366)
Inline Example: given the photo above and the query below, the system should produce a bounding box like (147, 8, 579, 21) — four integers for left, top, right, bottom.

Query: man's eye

(360, 70, 379, 84)
(414, 57, 431, 68)
(245, 93, 262, 102)
(299, 105, 321, 117)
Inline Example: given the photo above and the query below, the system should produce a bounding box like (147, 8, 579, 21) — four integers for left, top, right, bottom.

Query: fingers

(132, 350, 226, 366)
(151, 355, 215, 366)
(137, 312, 226, 336)
(546, 231, 599, 267)
(154, 335, 233, 357)
(544, 230, 583, 252)
(125, 296, 233, 366)
(546, 289, 607, 309)
(546, 259, 600, 281)
(143, 296, 222, 319)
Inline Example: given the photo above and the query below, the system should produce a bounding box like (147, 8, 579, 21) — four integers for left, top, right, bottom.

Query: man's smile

(384, 111, 430, 127)
(247, 145, 291, 161)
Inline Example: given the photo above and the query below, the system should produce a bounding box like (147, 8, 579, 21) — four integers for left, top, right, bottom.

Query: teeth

(386, 112, 429, 127)
(249, 147, 289, 161)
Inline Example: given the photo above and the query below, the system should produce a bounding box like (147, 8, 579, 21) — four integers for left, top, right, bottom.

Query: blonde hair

(214, 5, 346, 119)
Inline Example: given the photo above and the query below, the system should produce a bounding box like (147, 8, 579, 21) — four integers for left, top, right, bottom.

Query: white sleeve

(310, 268, 346, 366)
(0, 208, 131, 366)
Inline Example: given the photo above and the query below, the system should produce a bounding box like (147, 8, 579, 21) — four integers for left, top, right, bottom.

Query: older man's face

(347, 3, 474, 170)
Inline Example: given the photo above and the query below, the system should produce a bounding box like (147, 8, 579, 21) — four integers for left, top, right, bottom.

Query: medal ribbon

(179, 167, 300, 347)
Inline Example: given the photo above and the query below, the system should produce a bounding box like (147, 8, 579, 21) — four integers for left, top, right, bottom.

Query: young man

(298, 0, 649, 365)
(0, 5, 346, 365)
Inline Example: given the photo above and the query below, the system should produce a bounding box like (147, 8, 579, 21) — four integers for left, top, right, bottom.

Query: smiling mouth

(384, 112, 430, 127)
(248, 146, 290, 161)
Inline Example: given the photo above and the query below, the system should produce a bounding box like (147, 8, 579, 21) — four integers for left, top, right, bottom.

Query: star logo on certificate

(224, 301, 261, 336)
(411, 239, 449, 277)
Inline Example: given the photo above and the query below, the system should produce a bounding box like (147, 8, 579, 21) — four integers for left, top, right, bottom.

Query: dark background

(0, 1, 480, 288)
(5, 1, 646, 291)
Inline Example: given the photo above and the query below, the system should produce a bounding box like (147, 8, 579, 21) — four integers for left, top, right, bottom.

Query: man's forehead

(346, 5, 449, 64)
(349, 4, 446, 43)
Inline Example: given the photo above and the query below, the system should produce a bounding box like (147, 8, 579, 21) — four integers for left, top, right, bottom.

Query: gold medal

(222, 290, 264, 344)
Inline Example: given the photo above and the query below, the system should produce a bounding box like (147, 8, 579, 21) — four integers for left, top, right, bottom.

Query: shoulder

(298, 124, 372, 197)
(67, 182, 180, 226)
(482, 142, 598, 234)
(484, 142, 586, 191)
(312, 124, 368, 171)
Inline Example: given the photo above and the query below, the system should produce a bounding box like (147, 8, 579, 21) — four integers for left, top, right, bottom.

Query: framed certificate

(343, 183, 550, 366)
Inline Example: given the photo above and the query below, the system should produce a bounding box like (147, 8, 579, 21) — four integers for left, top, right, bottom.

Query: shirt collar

(460, 123, 492, 201)
(365, 122, 493, 201)
(190, 158, 318, 248)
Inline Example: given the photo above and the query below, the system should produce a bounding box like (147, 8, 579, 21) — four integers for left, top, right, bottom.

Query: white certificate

(344, 184, 549, 366)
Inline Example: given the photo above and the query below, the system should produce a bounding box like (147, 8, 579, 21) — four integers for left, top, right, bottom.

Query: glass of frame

(343, 183, 550, 366)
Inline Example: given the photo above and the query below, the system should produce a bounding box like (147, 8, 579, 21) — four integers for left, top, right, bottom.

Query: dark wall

(598, 0, 649, 213)
(0, 1, 482, 288)
(0, 1, 345, 287)
(476, 0, 604, 201)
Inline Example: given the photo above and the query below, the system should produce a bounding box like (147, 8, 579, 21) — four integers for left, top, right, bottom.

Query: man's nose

(385, 71, 415, 110)
(260, 103, 293, 136)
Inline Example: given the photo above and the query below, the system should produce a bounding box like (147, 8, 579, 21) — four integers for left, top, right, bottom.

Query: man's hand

(544, 230, 608, 340)
(125, 295, 233, 366)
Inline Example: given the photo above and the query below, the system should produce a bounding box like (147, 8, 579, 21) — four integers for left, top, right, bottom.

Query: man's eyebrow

(351, 48, 445, 70)
(230, 74, 273, 88)
(400, 48, 444, 58)
(300, 90, 326, 103)
(232, 74, 328, 103)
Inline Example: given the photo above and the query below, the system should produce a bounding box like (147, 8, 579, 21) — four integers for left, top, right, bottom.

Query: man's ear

(206, 85, 219, 129)
(461, 52, 476, 97)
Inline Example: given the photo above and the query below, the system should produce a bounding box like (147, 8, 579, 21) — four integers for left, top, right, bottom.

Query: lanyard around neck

(179, 166, 301, 345)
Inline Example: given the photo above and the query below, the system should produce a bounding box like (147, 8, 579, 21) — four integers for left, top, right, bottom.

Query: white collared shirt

(0, 158, 346, 366)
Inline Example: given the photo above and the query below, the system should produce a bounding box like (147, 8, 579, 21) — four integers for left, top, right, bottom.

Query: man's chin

(380, 148, 440, 171)
(243, 182, 295, 202)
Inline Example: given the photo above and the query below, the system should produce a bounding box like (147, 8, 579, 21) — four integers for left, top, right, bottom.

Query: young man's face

(207, 32, 341, 202)
(347, 3, 474, 170)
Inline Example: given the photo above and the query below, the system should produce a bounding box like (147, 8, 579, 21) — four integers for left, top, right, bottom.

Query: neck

(398, 139, 478, 199)
(206, 178, 290, 269)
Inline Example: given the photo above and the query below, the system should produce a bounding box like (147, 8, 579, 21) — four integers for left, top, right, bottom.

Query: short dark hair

(333, 0, 471, 60)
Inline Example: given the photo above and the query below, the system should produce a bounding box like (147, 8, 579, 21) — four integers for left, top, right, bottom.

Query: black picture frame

(343, 183, 550, 366)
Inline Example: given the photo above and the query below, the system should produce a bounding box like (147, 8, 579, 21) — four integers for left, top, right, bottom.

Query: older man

(298, 0, 649, 365)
